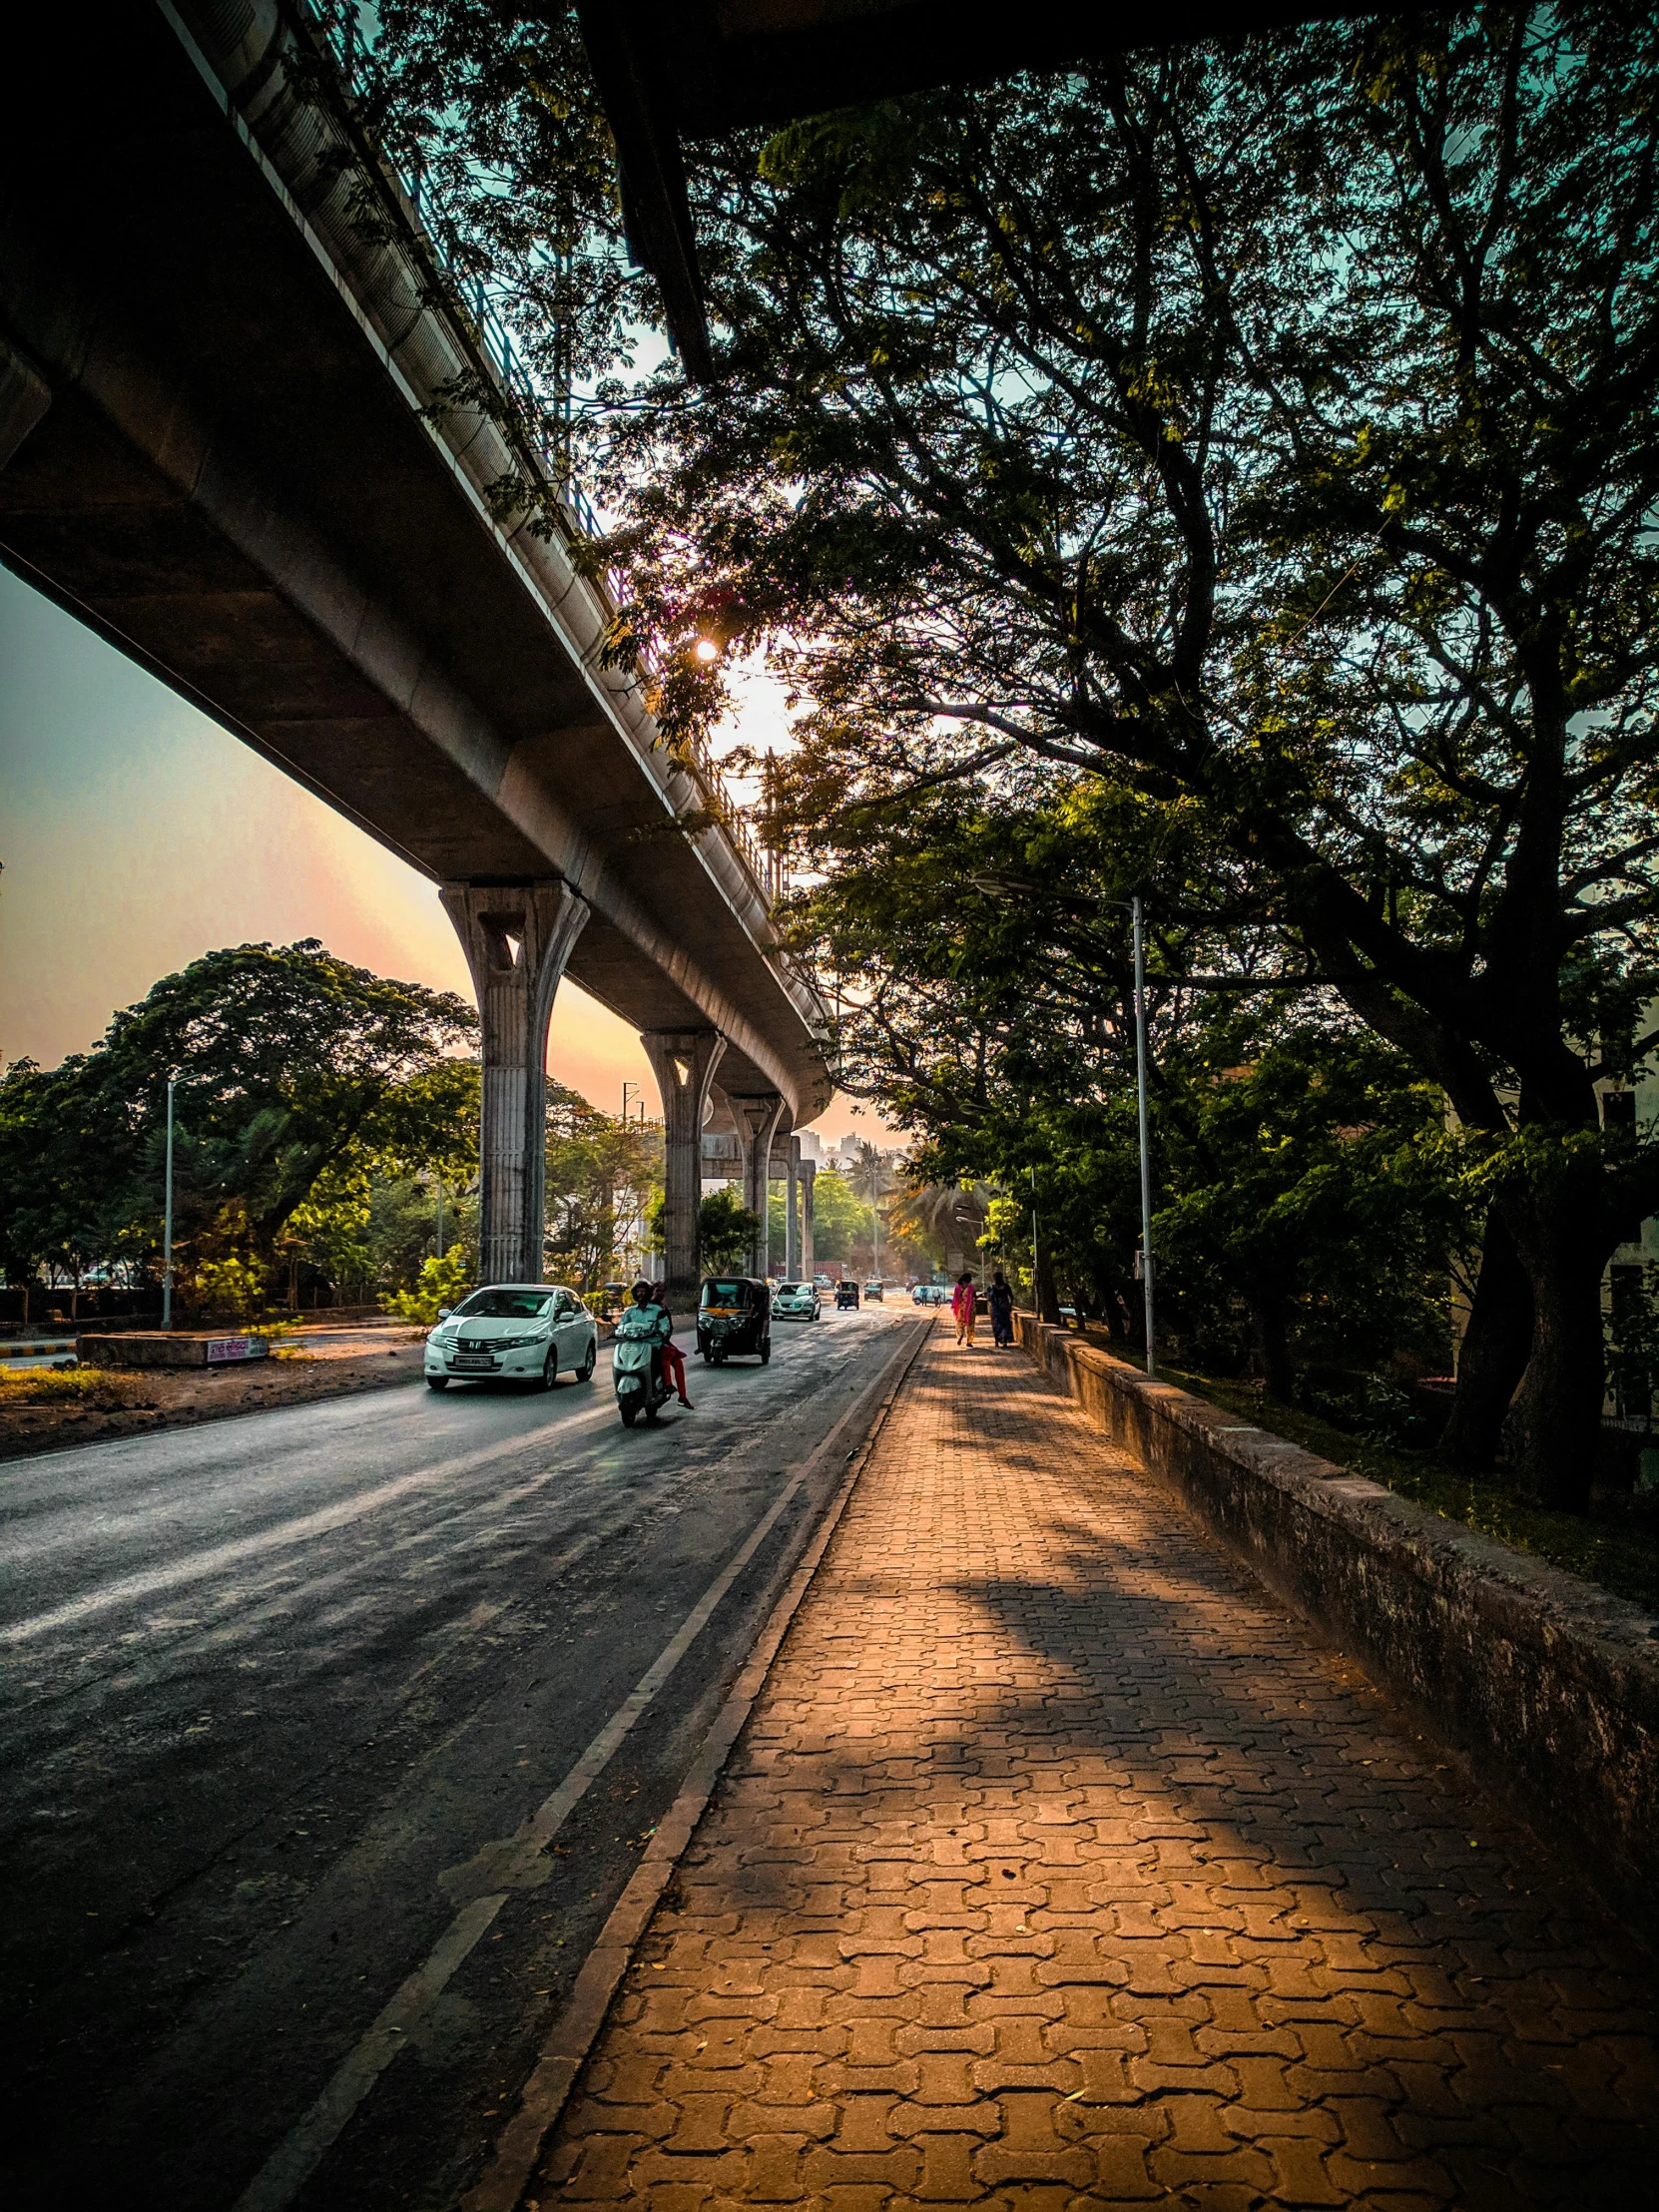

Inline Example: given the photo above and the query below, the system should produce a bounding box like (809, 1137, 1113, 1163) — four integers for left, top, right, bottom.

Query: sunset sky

(0, 564, 878, 1139)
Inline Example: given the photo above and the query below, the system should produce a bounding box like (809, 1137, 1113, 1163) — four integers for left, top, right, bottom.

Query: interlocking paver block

(532, 1323, 1658, 2205)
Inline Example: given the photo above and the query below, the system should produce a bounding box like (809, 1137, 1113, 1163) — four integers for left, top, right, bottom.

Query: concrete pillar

(0, 333, 50, 472)
(642, 1030, 727, 1306)
(784, 1136, 801, 1280)
(724, 1092, 787, 1280)
(801, 1161, 816, 1278)
(441, 880, 589, 1286)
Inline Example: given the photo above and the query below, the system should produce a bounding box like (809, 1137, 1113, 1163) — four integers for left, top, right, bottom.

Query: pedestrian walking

(951, 1271, 977, 1348)
(987, 1268, 1015, 1349)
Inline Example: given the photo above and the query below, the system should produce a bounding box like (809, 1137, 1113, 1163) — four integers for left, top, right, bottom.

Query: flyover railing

(301, 3, 784, 910)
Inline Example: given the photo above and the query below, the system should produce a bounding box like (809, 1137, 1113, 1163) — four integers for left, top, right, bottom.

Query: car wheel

(576, 1339, 596, 1382)
(540, 1349, 559, 1390)
(760, 1340, 771, 1365)
(701, 1349, 712, 1364)
(620, 1402, 638, 1426)
(426, 1376, 449, 1391)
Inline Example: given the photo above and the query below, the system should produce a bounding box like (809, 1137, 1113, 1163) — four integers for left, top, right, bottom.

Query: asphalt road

(1, 1304, 923, 2211)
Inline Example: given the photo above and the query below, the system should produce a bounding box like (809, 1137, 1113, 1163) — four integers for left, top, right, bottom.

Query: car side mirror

(436, 1307, 452, 1321)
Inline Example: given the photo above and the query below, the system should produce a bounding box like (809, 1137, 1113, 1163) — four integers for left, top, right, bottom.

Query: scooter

(612, 1330, 673, 1426)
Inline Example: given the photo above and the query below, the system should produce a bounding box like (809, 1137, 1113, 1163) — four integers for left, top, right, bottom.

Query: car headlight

(489, 1332, 549, 1353)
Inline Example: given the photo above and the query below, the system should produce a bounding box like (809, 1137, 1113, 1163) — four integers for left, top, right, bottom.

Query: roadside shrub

(0, 1367, 149, 1409)
(385, 1250, 470, 1326)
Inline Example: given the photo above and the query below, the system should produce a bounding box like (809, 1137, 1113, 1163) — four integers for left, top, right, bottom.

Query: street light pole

(161, 1073, 177, 1331)
(1132, 894, 1155, 1376)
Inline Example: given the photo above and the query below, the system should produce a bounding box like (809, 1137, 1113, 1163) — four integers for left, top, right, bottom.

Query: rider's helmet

(631, 1280, 654, 1304)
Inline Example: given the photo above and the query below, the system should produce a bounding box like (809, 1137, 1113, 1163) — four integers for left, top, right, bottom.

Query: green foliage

(0, 1054, 148, 1298)
(0, 941, 477, 1309)
(544, 1081, 662, 1289)
(805, 1169, 872, 1266)
(0, 1366, 148, 1409)
(689, 1186, 762, 1277)
(386, 1250, 473, 1326)
(195, 1254, 273, 1324)
(799, 778, 1462, 1383)
(1154, 1024, 1464, 1390)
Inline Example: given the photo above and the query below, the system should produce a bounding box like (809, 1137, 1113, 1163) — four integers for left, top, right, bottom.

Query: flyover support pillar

(801, 1160, 816, 1280)
(642, 1030, 727, 1307)
(784, 1136, 801, 1281)
(441, 880, 588, 1287)
(725, 1092, 788, 1282)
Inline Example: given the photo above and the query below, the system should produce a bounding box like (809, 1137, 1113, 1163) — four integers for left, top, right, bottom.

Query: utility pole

(868, 1148, 881, 1284)
(161, 1072, 177, 1330)
(435, 1178, 445, 1261)
(1132, 893, 1155, 1376)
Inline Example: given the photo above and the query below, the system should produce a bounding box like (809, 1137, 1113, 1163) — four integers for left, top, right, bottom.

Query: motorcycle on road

(611, 1313, 673, 1426)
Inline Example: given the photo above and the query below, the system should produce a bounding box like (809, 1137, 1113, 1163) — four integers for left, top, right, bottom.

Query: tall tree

(544, 1079, 663, 1288)
(0, 942, 477, 1301)
(580, 8, 1659, 1506)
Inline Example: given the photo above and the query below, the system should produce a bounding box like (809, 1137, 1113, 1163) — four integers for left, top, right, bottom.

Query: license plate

(453, 1356, 496, 1371)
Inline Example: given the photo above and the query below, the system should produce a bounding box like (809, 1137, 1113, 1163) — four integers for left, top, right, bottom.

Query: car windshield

(776, 1284, 802, 1296)
(454, 1290, 553, 1320)
(701, 1281, 752, 1307)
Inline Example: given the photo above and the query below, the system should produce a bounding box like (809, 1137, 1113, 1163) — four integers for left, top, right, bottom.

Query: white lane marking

(230, 1462, 814, 2212)
(2, 1404, 619, 1646)
(230, 1894, 508, 2212)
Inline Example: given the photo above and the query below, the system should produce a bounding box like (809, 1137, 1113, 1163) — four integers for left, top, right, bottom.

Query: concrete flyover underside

(0, 0, 830, 1269)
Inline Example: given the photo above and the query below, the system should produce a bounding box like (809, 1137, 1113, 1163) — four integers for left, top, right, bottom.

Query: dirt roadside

(0, 1325, 430, 1463)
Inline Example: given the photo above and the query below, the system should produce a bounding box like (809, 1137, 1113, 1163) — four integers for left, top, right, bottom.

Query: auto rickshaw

(697, 1277, 772, 1364)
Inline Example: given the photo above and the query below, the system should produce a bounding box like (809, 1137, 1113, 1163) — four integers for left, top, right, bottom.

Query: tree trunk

(1034, 1241, 1062, 1325)
(1251, 1294, 1294, 1401)
(1505, 1183, 1609, 1513)
(1441, 1209, 1533, 1469)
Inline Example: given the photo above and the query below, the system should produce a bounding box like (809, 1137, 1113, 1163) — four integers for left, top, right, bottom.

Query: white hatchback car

(425, 1283, 598, 1390)
(772, 1280, 821, 1322)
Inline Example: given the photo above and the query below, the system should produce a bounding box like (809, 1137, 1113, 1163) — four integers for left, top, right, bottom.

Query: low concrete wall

(78, 1333, 272, 1370)
(1015, 1314, 1659, 1946)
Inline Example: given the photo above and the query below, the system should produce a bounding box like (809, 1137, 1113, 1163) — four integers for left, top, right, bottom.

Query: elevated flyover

(0, 0, 830, 1293)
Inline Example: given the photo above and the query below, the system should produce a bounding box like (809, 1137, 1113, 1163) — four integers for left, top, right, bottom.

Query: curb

(460, 1317, 935, 2212)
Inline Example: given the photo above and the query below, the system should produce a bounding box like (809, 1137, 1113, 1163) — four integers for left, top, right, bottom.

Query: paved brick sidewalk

(536, 1326, 1655, 2209)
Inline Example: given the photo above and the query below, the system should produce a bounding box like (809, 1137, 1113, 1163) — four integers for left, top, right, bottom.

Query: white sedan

(424, 1284, 599, 1390)
(772, 1280, 822, 1322)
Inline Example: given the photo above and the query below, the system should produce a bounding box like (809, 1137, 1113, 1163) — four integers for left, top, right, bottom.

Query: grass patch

(1162, 1364, 1659, 1616)
(0, 1366, 150, 1410)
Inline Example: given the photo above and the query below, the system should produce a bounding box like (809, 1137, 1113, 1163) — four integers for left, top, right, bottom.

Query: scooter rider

(651, 1282, 695, 1409)
(621, 1281, 673, 1393)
